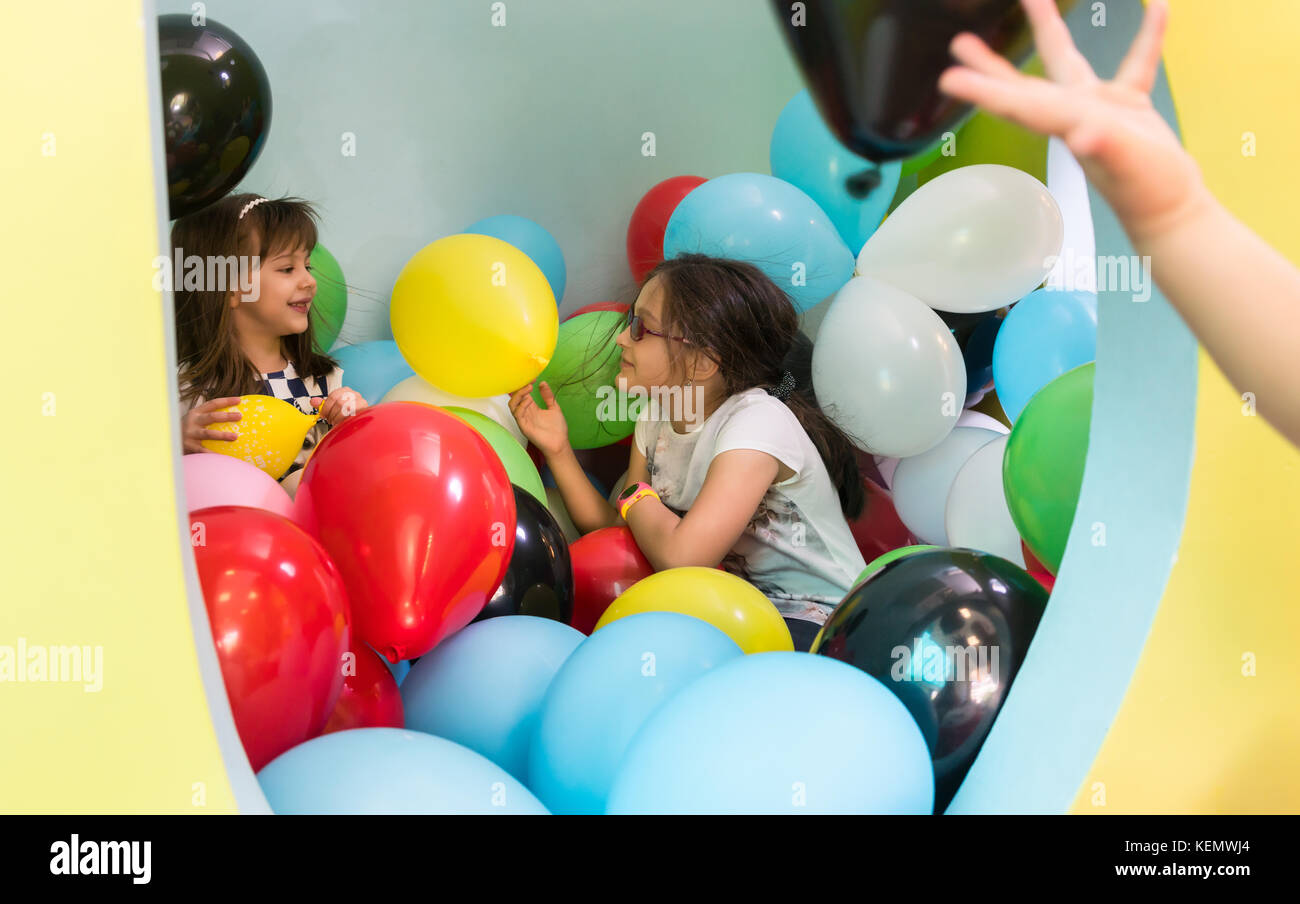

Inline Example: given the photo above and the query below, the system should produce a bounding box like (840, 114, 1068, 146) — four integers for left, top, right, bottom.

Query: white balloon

(545, 487, 580, 545)
(857, 164, 1064, 314)
(873, 455, 900, 490)
(956, 409, 1010, 435)
(944, 435, 1027, 567)
(891, 427, 1004, 545)
(812, 276, 967, 459)
(381, 376, 527, 447)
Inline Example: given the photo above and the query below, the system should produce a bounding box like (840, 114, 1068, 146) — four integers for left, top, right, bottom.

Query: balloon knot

(845, 167, 883, 200)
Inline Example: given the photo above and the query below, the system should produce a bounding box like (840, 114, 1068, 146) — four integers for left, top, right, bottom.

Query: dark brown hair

(642, 254, 865, 520)
(172, 193, 339, 407)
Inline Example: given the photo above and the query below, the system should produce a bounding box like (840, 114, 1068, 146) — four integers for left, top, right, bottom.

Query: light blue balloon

(992, 288, 1098, 423)
(770, 90, 902, 256)
(662, 173, 854, 312)
(257, 728, 549, 814)
(382, 655, 411, 687)
(401, 616, 584, 780)
(528, 612, 743, 815)
(466, 214, 566, 304)
(606, 652, 934, 814)
(332, 340, 415, 406)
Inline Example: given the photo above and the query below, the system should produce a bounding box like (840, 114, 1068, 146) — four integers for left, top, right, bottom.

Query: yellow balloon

(390, 234, 558, 398)
(595, 567, 794, 654)
(199, 394, 320, 481)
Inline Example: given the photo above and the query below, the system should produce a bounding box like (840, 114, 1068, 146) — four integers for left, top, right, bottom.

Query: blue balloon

(257, 728, 549, 814)
(401, 616, 584, 780)
(606, 652, 933, 814)
(770, 90, 902, 255)
(529, 612, 743, 814)
(662, 173, 854, 312)
(381, 655, 410, 687)
(538, 463, 606, 499)
(332, 340, 415, 406)
(466, 214, 566, 304)
(992, 288, 1098, 422)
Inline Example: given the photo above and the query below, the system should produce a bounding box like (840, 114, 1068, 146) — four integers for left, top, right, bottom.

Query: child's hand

(311, 387, 368, 425)
(508, 381, 569, 457)
(181, 396, 243, 453)
(938, 0, 1209, 246)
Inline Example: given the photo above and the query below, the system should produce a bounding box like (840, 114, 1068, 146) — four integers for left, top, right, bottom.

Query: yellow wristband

(618, 481, 660, 520)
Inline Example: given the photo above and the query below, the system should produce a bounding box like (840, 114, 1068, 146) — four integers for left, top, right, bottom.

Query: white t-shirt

(635, 387, 866, 625)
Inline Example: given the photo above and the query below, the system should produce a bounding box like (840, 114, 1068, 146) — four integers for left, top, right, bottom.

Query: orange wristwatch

(618, 481, 660, 520)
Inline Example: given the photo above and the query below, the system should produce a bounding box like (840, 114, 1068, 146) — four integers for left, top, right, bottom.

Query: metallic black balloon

(960, 312, 1003, 394)
(158, 14, 272, 220)
(770, 0, 1077, 163)
(812, 548, 1048, 812)
(474, 485, 575, 624)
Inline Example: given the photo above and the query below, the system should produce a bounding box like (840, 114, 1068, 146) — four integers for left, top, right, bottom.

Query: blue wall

(161, 0, 805, 342)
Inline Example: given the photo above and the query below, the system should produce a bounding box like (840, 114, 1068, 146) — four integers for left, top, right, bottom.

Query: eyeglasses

(626, 308, 692, 344)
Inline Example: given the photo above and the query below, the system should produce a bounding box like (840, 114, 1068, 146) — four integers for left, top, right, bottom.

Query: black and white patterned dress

(179, 361, 344, 480)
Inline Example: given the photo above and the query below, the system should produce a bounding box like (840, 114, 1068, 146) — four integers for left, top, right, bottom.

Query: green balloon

(532, 310, 638, 449)
(309, 243, 347, 354)
(1003, 362, 1094, 574)
(915, 56, 1050, 189)
(442, 406, 546, 506)
(899, 139, 945, 179)
(852, 544, 938, 588)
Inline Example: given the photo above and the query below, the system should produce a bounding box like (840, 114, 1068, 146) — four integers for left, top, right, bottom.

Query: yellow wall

(1, 0, 241, 812)
(1070, 0, 1300, 813)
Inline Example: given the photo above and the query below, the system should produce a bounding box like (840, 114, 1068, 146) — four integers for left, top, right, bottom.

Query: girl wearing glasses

(509, 254, 867, 651)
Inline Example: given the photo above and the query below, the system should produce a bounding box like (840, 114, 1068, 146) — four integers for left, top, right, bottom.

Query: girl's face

(231, 244, 317, 338)
(616, 276, 687, 394)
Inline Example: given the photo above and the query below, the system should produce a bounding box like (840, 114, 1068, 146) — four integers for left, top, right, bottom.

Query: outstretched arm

(940, 0, 1300, 448)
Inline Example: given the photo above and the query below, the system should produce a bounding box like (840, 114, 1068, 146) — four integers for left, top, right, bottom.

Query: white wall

(160, 0, 805, 344)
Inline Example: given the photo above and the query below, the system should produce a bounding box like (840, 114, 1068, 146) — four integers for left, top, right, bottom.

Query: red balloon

(1028, 571, 1056, 593)
(294, 402, 517, 662)
(563, 300, 629, 322)
(190, 505, 351, 772)
(847, 477, 917, 563)
(1021, 540, 1052, 576)
(626, 175, 707, 283)
(322, 643, 404, 734)
(569, 526, 654, 634)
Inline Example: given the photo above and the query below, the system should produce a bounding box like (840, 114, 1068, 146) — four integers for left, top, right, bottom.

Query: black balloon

(960, 312, 1003, 395)
(771, 0, 1077, 163)
(474, 485, 575, 624)
(812, 548, 1048, 812)
(158, 15, 272, 220)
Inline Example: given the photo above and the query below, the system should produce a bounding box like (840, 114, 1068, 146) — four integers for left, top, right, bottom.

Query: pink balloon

(182, 453, 295, 519)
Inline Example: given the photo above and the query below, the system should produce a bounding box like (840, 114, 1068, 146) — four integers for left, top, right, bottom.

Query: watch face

(618, 483, 639, 502)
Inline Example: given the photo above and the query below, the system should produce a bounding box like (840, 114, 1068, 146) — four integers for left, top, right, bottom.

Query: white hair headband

(238, 197, 269, 220)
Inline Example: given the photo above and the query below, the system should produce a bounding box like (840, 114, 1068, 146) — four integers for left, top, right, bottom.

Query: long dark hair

(172, 193, 339, 407)
(643, 254, 865, 520)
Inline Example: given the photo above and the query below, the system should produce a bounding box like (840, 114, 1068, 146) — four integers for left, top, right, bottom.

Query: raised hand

(507, 381, 569, 458)
(938, 0, 1209, 245)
